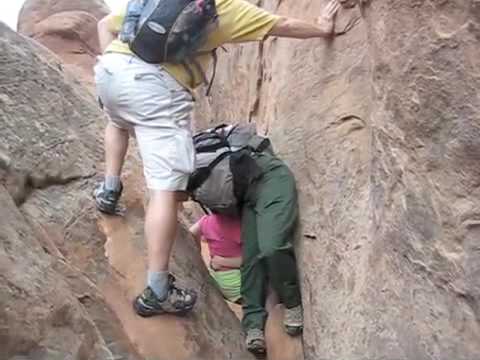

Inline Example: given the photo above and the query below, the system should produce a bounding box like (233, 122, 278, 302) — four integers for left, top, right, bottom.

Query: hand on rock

(316, 0, 341, 36)
(339, 0, 369, 8)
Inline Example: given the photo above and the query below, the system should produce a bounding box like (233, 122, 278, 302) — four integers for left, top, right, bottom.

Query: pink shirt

(199, 214, 242, 258)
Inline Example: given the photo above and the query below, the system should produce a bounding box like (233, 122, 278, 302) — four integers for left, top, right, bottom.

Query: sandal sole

(247, 346, 267, 358)
(133, 298, 194, 317)
(285, 325, 303, 336)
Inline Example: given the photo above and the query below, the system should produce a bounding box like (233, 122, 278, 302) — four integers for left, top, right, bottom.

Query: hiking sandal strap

(181, 48, 225, 94)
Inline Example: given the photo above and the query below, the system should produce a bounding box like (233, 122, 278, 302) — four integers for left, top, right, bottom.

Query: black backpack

(121, 0, 219, 89)
(187, 124, 273, 216)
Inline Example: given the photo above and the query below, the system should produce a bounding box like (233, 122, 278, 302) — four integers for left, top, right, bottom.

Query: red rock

(18, 0, 109, 88)
(195, 1, 480, 359)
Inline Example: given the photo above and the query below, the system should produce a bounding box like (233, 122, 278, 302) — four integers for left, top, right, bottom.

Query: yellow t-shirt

(105, 0, 280, 89)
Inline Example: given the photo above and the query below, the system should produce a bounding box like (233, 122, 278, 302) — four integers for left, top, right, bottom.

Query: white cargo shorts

(94, 53, 195, 191)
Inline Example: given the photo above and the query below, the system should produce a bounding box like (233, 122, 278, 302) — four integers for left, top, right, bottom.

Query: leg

(133, 126, 197, 317)
(94, 56, 130, 213)
(265, 249, 301, 309)
(241, 205, 268, 355)
(95, 54, 197, 314)
(241, 205, 268, 332)
(95, 121, 129, 214)
(134, 189, 197, 317)
(134, 189, 196, 317)
(104, 122, 129, 180)
(132, 95, 195, 275)
(255, 159, 302, 332)
(145, 190, 179, 272)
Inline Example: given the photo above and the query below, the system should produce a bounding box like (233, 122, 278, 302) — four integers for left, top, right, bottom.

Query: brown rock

(17, 0, 110, 88)
(0, 186, 120, 360)
(195, 0, 480, 359)
(265, 304, 304, 360)
(0, 22, 252, 360)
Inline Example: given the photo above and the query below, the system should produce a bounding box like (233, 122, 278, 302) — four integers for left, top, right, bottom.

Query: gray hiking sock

(105, 175, 121, 191)
(147, 271, 169, 300)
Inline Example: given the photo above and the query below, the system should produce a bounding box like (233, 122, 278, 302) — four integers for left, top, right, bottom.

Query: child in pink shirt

(189, 214, 242, 303)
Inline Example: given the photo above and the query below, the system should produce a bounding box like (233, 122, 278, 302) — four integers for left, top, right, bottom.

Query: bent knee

(259, 242, 293, 259)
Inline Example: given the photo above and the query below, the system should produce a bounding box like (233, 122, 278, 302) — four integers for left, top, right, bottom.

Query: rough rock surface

(0, 22, 252, 360)
(196, 0, 480, 359)
(17, 0, 109, 88)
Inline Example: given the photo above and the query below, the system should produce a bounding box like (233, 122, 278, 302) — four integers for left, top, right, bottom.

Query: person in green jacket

(237, 150, 302, 356)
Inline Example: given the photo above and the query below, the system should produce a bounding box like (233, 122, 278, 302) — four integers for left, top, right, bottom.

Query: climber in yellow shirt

(94, 0, 341, 355)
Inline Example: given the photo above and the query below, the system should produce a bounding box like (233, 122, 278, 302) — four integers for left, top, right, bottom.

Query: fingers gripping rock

(339, 0, 369, 9)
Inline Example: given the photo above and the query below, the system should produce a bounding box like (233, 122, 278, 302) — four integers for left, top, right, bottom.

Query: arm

(269, 17, 332, 39)
(211, 255, 243, 270)
(268, 0, 340, 39)
(97, 15, 117, 53)
(189, 220, 203, 243)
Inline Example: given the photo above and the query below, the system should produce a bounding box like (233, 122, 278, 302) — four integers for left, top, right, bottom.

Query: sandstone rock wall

(196, 1, 480, 359)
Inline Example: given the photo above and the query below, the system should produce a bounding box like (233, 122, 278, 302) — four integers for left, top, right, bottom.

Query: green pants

(240, 153, 302, 331)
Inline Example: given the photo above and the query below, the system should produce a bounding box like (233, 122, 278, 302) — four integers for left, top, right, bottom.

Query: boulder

(17, 0, 110, 88)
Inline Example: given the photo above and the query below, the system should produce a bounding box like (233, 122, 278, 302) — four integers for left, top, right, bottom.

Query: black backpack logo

(120, 0, 219, 88)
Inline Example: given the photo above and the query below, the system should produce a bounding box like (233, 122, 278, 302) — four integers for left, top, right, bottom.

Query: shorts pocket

(130, 71, 174, 110)
(159, 69, 187, 93)
(133, 71, 171, 92)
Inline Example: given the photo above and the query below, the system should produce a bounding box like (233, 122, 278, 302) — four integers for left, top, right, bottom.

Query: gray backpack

(187, 124, 272, 216)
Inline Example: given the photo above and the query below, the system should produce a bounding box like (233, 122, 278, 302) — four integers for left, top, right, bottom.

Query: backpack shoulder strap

(181, 60, 196, 88)
(193, 47, 227, 96)
(205, 49, 218, 96)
